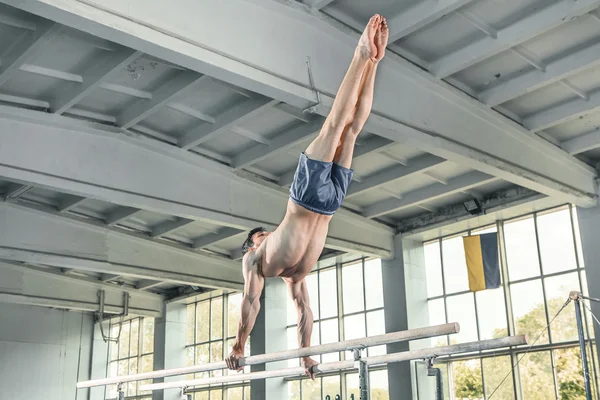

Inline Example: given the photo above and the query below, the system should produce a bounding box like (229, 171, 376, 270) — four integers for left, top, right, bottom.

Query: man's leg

(334, 17, 388, 169)
(285, 278, 318, 378)
(304, 14, 381, 163)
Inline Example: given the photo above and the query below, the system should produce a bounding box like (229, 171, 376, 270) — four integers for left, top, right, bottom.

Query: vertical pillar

(382, 235, 429, 400)
(250, 278, 289, 400)
(576, 206, 600, 360)
(153, 302, 187, 400)
(89, 322, 110, 400)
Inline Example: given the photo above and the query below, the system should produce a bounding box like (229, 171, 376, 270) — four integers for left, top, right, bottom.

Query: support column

(153, 302, 187, 400)
(576, 206, 600, 359)
(382, 235, 429, 400)
(250, 278, 289, 400)
(89, 322, 110, 400)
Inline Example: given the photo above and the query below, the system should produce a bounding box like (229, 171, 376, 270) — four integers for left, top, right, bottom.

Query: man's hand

(226, 348, 245, 372)
(302, 357, 319, 380)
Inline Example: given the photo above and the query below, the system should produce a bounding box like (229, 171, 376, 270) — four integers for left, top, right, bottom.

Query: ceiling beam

(192, 227, 244, 249)
(117, 71, 207, 129)
(135, 279, 164, 291)
(151, 218, 195, 238)
(430, 0, 600, 78)
(57, 194, 87, 213)
(232, 119, 322, 169)
(562, 130, 600, 155)
(364, 171, 498, 218)
(9, 0, 597, 207)
(524, 88, 600, 132)
(345, 154, 446, 199)
(302, 0, 335, 10)
(0, 21, 61, 87)
(387, 0, 476, 43)
(0, 261, 163, 317)
(51, 49, 141, 114)
(0, 201, 244, 290)
(179, 98, 276, 150)
(3, 183, 33, 200)
(106, 206, 142, 226)
(480, 40, 600, 107)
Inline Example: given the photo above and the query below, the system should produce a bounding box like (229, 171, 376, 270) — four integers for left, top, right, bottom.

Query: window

(106, 317, 154, 399)
(286, 259, 389, 399)
(422, 206, 598, 399)
(186, 292, 251, 399)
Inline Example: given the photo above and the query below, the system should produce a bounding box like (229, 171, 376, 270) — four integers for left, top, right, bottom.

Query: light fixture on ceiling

(463, 198, 483, 215)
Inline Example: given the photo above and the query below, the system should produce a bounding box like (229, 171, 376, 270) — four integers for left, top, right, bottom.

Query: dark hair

(242, 227, 266, 256)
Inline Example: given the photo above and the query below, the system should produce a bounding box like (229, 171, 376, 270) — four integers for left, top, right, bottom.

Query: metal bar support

(571, 291, 593, 400)
(425, 358, 444, 400)
(354, 349, 369, 400)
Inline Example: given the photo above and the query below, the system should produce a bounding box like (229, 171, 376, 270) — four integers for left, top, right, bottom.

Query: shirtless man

(226, 15, 389, 379)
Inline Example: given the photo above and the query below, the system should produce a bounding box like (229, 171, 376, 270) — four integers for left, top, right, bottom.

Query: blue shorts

(289, 153, 354, 215)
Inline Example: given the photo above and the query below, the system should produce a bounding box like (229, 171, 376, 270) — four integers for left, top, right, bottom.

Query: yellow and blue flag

(462, 233, 500, 292)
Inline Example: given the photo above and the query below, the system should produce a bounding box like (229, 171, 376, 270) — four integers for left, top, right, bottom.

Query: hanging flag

(462, 232, 500, 292)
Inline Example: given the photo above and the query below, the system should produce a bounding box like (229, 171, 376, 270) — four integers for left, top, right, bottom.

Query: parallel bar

(141, 335, 527, 391)
(76, 322, 459, 388)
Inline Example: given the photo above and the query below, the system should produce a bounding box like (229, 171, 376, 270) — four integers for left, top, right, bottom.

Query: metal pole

(571, 291, 592, 400)
(354, 349, 369, 400)
(77, 322, 460, 388)
(140, 335, 528, 392)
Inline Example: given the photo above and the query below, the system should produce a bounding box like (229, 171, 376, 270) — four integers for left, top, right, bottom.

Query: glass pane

(424, 241, 444, 297)
(511, 279, 549, 344)
(244, 386, 250, 400)
(364, 259, 384, 309)
(447, 294, 478, 344)
(195, 392, 209, 400)
(344, 314, 366, 341)
(306, 273, 320, 321)
(227, 387, 243, 400)
(210, 341, 223, 362)
(545, 272, 579, 343)
(141, 354, 153, 373)
(320, 268, 338, 319)
(476, 288, 508, 340)
(453, 360, 483, 400)
(442, 235, 469, 294)
(367, 311, 386, 357)
(370, 370, 389, 399)
(109, 361, 117, 377)
(555, 347, 587, 400)
(428, 299, 448, 347)
(196, 301, 210, 343)
(196, 343, 210, 365)
(130, 319, 139, 357)
(119, 322, 130, 359)
(110, 324, 119, 361)
(118, 359, 128, 376)
(211, 297, 224, 340)
(346, 372, 360, 399)
(537, 208, 578, 274)
(287, 327, 300, 367)
(128, 358, 138, 396)
(519, 351, 555, 399)
(187, 304, 195, 345)
(342, 262, 365, 314)
(210, 389, 222, 400)
(302, 376, 322, 400)
(323, 375, 341, 399)
(142, 318, 154, 354)
(504, 217, 541, 281)
(228, 293, 243, 338)
(288, 381, 301, 400)
(320, 319, 339, 363)
(482, 355, 515, 399)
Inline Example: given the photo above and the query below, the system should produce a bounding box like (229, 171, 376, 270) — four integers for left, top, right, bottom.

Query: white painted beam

(562, 130, 600, 155)
(51, 49, 141, 114)
(0, 261, 163, 317)
(524, 88, 600, 132)
(106, 206, 141, 226)
(192, 227, 244, 249)
(0, 10, 37, 30)
(8, 0, 597, 207)
(0, 201, 245, 290)
(57, 195, 86, 212)
(100, 274, 121, 282)
(118, 72, 206, 129)
(135, 279, 163, 291)
(479, 41, 600, 107)
(167, 102, 215, 123)
(232, 119, 322, 169)
(179, 98, 276, 150)
(151, 218, 195, 238)
(561, 80, 589, 101)
(346, 154, 446, 199)
(431, 0, 600, 78)
(302, 0, 335, 10)
(0, 106, 393, 257)
(3, 183, 33, 200)
(364, 171, 498, 218)
(101, 83, 152, 99)
(0, 21, 61, 87)
(387, 0, 476, 43)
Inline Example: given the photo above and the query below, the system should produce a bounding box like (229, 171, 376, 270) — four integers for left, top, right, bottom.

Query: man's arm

(286, 278, 318, 379)
(226, 252, 264, 371)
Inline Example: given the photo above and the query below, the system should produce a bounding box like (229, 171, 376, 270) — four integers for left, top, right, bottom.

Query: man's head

(241, 227, 270, 256)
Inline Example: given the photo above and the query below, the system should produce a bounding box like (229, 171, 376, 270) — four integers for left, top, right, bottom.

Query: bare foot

(356, 14, 380, 60)
(374, 17, 389, 62)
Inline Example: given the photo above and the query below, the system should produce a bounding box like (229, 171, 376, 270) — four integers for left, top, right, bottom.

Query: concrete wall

(0, 303, 94, 400)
